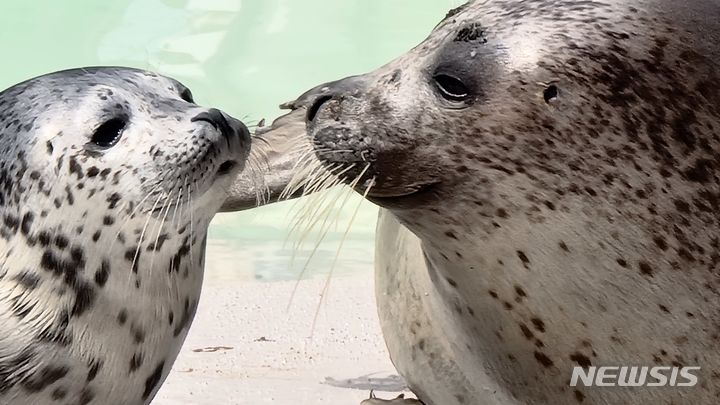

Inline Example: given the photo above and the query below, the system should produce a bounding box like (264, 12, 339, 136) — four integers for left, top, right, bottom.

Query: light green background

(0, 0, 461, 281)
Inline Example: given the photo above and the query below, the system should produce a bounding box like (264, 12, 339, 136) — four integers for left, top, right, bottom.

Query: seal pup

(277, 0, 720, 403)
(0, 67, 250, 404)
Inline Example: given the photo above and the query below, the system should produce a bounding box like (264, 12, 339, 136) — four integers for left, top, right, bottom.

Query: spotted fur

(301, 0, 720, 404)
(0, 67, 249, 404)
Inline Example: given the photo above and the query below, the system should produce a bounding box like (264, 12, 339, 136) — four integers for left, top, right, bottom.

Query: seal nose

(192, 108, 250, 146)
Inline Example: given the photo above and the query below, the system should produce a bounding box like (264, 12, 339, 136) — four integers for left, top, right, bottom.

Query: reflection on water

(0, 0, 462, 281)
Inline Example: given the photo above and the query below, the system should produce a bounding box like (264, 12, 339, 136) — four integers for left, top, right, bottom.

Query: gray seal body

(0, 67, 249, 405)
(289, 0, 720, 403)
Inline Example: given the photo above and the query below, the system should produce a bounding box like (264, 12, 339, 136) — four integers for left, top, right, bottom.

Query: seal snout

(191, 108, 250, 148)
(191, 108, 250, 177)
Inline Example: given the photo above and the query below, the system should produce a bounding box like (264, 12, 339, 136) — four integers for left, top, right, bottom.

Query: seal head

(299, 0, 720, 404)
(0, 67, 249, 404)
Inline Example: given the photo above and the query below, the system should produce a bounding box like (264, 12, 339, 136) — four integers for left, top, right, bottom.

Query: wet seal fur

(290, 0, 720, 403)
(0, 67, 249, 404)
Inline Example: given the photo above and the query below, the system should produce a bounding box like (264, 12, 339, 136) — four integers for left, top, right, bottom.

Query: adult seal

(0, 67, 250, 404)
(276, 0, 720, 403)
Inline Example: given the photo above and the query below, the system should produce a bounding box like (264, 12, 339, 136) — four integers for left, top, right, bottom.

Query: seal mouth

(365, 182, 440, 207)
(216, 160, 238, 176)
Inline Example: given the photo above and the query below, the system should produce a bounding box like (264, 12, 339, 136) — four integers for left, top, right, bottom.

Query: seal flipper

(360, 391, 424, 405)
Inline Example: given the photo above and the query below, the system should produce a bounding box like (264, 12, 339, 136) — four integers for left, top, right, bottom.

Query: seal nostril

(192, 109, 247, 143)
(217, 160, 237, 176)
(307, 95, 333, 122)
(191, 112, 218, 130)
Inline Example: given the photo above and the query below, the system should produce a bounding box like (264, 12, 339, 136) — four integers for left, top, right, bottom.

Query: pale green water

(0, 0, 460, 281)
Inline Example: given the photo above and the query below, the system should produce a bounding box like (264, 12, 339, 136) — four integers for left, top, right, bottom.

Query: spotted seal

(0, 67, 249, 404)
(269, 0, 720, 403)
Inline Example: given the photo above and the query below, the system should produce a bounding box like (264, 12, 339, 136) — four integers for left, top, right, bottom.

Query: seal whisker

(285, 164, 348, 249)
(110, 185, 162, 253)
(175, 176, 189, 231)
(187, 176, 195, 266)
(285, 172, 358, 312)
(290, 167, 348, 242)
(170, 186, 183, 229)
(309, 169, 374, 338)
(131, 192, 166, 276)
(281, 148, 324, 199)
(148, 190, 175, 274)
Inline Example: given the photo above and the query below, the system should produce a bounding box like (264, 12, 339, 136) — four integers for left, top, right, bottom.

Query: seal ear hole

(91, 118, 127, 148)
(433, 74, 470, 102)
(543, 84, 559, 103)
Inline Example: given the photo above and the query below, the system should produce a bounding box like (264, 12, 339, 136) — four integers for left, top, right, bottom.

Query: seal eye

(433, 74, 470, 102)
(179, 88, 194, 103)
(91, 118, 126, 148)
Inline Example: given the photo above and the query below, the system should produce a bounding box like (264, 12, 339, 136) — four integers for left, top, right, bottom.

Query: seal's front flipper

(360, 391, 424, 405)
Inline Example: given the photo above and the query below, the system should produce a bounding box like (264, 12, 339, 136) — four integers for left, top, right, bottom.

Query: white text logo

(570, 366, 700, 387)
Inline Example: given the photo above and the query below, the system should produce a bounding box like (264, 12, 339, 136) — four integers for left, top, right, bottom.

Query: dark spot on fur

(570, 352, 592, 369)
(51, 387, 67, 399)
(129, 353, 143, 373)
(534, 351, 554, 368)
(125, 248, 140, 273)
(517, 250, 530, 268)
(653, 236, 668, 250)
(519, 323, 534, 339)
(106, 193, 122, 210)
(94, 259, 110, 287)
(68, 157, 84, 179)
(22, 365, 69, 392)
(531, 318, 546, 333)
(87, 360, 101, 382)
(173, 298, 194, 337)
(117, 309, 128, 325)
(638, 261, 654, 277)
(86, 166, 100, 177)
(13, 271, 40, 290)
(78, 387, 94, 405)
(142, 360, 166, 400)
(20, 212, 33, 236)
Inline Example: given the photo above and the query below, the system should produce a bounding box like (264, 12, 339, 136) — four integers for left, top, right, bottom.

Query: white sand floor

(155, 273, 410, 404)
